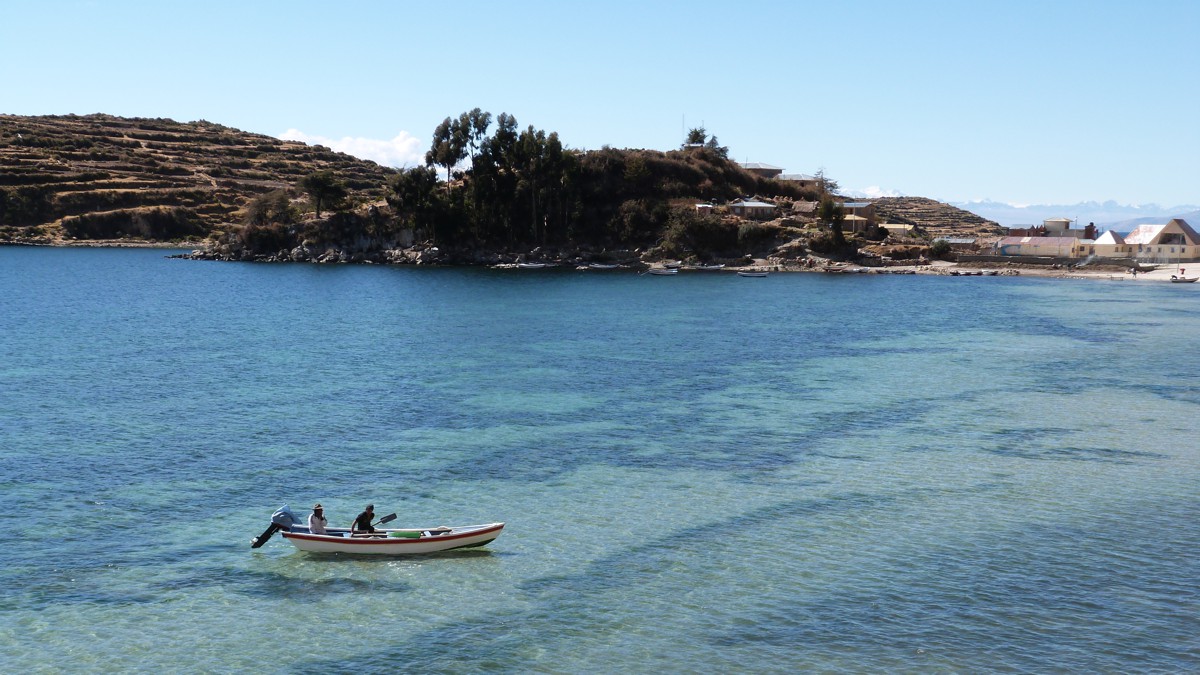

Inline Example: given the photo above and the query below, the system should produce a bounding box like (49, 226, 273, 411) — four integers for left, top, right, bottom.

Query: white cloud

(844, 185, 904, 199)
(278, 129, 424, 168)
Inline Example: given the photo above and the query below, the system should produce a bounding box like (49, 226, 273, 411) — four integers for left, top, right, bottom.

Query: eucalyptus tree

(426, 117, 467, 184)
(458, 107, 492, 165)
(386, 166, 441, 229)
(819, 194, 847, 248)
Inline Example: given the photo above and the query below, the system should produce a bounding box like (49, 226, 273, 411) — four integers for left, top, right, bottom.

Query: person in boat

(308, 503, 328, 534)
(351, 504, 376, 534)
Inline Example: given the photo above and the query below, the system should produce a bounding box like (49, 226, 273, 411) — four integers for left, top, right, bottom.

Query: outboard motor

(251, 505, 297, 548)
(271, 505, 298, 529)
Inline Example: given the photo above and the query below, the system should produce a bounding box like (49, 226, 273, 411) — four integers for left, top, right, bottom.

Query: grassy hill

(1, 114, 1000, 265)
(0, 114, 395, 242)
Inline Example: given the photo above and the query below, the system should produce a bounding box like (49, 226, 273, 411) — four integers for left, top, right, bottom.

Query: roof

(792, 201, 818, 213)
(881, 223, 913, 231)
(843, 214, 869, 221)
(778, 173, 818, 181)
(730, 199, 776, 208)
(996, 236, 1082, 246)
(1123, 224, 1167, 245)
(842, 201, 872, 208)
(1095, 230, 1125, 245)
(939, 237, 977, 244)
(738, 162, 784, 171)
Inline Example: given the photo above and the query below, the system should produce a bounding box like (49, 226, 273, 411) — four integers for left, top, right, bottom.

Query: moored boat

(1170, 275, 1198, 283)
(736, 270, 768, 277)
(252, 506, 504, 555)
(646, 268, 678, 275)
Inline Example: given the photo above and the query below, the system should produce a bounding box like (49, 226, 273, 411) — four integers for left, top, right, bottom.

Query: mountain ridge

(951, 199, 1200, 229)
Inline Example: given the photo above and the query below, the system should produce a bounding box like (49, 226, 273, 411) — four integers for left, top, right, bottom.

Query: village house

(737, 162, 784, 179)
(995, 236, 1093, 258)
(778, 173, 820, 190)
(1092, 230, 1131, 258)
(841, 201, 876, 223)
(843, 214, 870, 233)
(1008, 217, 1096, 239)
(1121, 219, 1200, 262)
(939, 237, 979, 252)
(728, 198, 777, 220)
(881, 223, 916, 237)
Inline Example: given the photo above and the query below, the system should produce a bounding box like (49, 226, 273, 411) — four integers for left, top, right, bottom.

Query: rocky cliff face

(0, 114, 395, 242)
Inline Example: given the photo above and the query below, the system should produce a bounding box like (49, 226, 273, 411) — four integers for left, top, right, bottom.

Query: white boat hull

(281, 523, 505, 555)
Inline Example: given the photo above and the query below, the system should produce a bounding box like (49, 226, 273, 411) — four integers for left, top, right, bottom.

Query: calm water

(1, 247, 1198, 673)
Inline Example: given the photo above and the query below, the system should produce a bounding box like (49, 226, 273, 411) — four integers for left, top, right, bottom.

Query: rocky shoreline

(7, 237, 1189, 283)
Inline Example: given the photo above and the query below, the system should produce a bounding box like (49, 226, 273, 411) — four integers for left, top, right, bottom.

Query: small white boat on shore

(518, 262, 549, 269)
(252, 506, 505, 555)
(1170, 275, 1198, 283)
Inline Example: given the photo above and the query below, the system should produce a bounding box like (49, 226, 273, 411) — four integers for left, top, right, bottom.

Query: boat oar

(372, 513, 397, 528)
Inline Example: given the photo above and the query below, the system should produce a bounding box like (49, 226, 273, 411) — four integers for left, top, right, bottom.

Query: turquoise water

(1, 247, 1198, 673)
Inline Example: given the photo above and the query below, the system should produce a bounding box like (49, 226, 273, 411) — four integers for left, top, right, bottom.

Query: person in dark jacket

(351, 504, 376, 534)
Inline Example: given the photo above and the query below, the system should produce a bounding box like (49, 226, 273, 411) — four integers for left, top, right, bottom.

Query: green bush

(662, 207, 736, 256)
(737, 221, 781, 247)
(240, 221, 297, 252)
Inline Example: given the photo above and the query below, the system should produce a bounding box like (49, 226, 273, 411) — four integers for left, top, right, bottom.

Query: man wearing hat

(308, 503, 328, 534)
(351, 504, 376, 534)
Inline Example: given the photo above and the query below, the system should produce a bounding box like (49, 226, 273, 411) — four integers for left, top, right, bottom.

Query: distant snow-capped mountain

(951, 200, 1200, 228)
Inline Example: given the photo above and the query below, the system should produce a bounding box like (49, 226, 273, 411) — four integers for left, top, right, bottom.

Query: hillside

(871, 196, 1004, 239)
(1, 113, 1000, 264)
(0, 114, 395, 242)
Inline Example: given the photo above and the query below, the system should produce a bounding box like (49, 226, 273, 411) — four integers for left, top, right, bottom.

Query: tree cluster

(239, 109, 819, 257)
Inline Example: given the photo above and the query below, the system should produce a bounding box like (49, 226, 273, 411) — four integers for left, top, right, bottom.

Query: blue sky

(2, 0, 1197, 207)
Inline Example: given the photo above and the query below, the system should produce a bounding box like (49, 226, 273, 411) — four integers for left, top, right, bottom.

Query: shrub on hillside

(662, 207, 737, 257)
(244, 190, 298, 227)
(737, 221, 783, 248)
(240, 221, 297, 253)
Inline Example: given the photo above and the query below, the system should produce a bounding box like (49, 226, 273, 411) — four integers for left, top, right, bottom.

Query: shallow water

(1, 248, 1198, 672)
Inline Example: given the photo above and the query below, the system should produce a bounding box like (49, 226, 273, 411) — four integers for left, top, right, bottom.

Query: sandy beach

(736, 258, 1199, 283)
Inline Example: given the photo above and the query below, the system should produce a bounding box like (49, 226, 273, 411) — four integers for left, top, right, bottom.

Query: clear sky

(2, 0, 1197, 207)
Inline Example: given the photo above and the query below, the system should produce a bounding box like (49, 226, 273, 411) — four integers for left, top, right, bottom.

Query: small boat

(1170, 275, 1198, 283)
(517, 262, 548, 269)
(252, 506, 504, 555)
(646, 268, 678, 275)
(736, 270, 768, 277)
(588, 263, 619, 269)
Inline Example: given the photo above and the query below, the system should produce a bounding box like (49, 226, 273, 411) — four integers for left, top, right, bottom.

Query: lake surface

(1, 247, 1198, 673)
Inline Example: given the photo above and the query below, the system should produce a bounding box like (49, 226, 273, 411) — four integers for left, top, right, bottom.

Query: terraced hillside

(871, 196, 1004, 239)
(0, 114, 395, 242)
